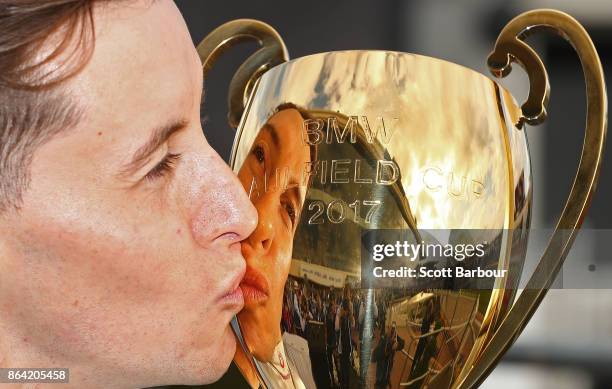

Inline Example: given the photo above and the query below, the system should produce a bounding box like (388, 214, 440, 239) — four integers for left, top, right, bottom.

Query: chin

(244, 322, 278, 363)
(219, 325, 238, 364)
(201, 324, 237, 383)
(238, 305, 283, 363)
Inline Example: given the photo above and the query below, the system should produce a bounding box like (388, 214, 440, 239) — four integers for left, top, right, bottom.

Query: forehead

(262, 109, 311, 165)
(266, 109, 305, 143)
(72, 0, 200, 134)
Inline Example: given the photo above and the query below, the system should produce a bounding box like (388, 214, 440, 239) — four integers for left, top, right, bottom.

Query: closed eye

(144, 153, 181, 181)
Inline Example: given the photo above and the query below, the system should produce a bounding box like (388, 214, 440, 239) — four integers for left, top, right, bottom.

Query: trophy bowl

(198, 9, 606, 389)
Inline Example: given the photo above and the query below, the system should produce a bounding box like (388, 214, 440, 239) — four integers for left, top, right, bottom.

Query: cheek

(6, 189, 189, 334)
(12, 214, 175, 317)
(2, 233, 144, 357)
(271, 234, 293, 301)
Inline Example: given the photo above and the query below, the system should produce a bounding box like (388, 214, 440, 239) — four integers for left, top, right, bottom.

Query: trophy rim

(266, 48, 516, 100)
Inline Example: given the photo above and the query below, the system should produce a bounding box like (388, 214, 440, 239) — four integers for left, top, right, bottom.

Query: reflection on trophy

(198, 8, 606, 389)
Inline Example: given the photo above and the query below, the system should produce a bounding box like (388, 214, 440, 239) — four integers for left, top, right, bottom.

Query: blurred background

(174, 1, 611, 388)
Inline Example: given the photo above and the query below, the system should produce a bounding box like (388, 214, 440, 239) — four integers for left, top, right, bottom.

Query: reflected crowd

(281, 277, 400, 389)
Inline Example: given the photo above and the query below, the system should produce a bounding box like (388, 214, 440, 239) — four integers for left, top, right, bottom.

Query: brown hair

(0, 0, 98, 212)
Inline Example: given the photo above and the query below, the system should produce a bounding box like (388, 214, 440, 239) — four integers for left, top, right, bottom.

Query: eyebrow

(262, 122, 280, 149)
(121, 119, 189, 175)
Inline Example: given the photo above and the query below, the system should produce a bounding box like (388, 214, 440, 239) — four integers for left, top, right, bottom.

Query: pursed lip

(218, 263, 245, 313)
(240, 265, 270, 305)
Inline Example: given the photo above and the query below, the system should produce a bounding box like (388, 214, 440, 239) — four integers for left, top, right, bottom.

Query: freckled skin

(0, 1, 257, 388)
(237, 109, 311, 363)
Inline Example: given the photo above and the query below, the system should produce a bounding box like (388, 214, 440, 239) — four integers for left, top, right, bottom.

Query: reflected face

(0, 1, 257, 387)
(238, 108, 311, 361)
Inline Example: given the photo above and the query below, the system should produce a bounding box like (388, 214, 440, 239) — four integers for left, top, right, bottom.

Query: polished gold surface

(198, 8, 606, 389)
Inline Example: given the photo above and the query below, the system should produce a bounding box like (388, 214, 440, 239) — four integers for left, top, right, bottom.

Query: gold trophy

(198, 9, 607, 389)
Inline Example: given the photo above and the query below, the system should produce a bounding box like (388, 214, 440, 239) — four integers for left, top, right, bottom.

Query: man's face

(0, 1, 256, 386)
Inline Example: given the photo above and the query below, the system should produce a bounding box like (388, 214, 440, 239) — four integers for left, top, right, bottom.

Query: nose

(243, 193, 276, 255)
(190, 152, 257, 248)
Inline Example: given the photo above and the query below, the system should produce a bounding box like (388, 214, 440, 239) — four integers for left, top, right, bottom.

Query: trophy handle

(459, 9, 607, 388)
(197, 19, 289, 128)
(197, 20, 287, 389)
